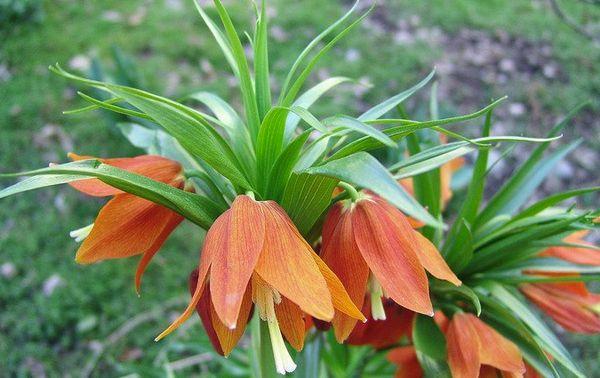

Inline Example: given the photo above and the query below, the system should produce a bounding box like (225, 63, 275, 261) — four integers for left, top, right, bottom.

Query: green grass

(1, 0, 598, 375)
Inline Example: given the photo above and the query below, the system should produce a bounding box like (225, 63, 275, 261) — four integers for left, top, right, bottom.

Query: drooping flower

(521, 282, 600, 334)
(346, 298, 414, 349)
(321, 190, 460, 341)
(521, 230, 600, 334)
(67, 153, 185, 292)
(387, 346, 423, 378)
(156, 195, 364, 374)
(540, 230, 600, 265)
(446, 313, 525, 378)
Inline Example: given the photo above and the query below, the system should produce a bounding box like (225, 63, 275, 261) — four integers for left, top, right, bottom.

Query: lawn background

(1, 0, 598, 376)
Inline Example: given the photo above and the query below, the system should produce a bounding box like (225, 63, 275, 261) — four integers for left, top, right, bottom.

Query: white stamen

(369, 275, 387, 321)
(267, 319, 297, 375)
(69, 223, 94, 243)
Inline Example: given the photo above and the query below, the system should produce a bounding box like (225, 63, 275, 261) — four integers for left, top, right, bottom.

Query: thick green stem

(337, 182, 360, 201)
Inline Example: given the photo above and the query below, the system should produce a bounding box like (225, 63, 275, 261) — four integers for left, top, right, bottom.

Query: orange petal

(347, 299, 413, 349)
(447, 313, 481, 378)
(135, 211, 183, 294)
(522, 284, 600, 334)
(275, 297, 306, 351)
(75, 194, 178, 264)
(541, 231, 600, 266)
(352, 198, 432, 315)
(440, 156, 464, 209)
(209, 285, 253, 356)
(68, 153, 182, 197)
(189, 269, 223, 355)
(412, 232, 461, 286)
(254, 202, 334, 321)
(210, 195, 265, 328)
(387, 346, 423, 378)
(468, 314, 525, 375)
(321, 203, 370, 341)
(155, 208, 225, 341)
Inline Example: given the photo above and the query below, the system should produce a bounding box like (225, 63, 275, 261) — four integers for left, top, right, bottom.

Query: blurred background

(0, 0, 598, 376)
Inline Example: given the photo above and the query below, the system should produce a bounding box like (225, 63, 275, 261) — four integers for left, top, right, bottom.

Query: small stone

(345, 48, 361, 63)
(0, 63, 11, 82)
(42, 274, 64, 297)
(270, 25, 288, 42)
(542, 63, 558, 79)
(101, 10, 122, 23)
(499, 58, 515, 72)
(1, 263, 16, 279)
(508, 102, 526, 116)
(128, 7, 147, 26)
(554, 160, 574, 180)
(165, 0, 183, 11)
(68, 55, 90, 71)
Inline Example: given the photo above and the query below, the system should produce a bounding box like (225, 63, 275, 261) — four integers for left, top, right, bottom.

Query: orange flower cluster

(67, 152, 598, 377)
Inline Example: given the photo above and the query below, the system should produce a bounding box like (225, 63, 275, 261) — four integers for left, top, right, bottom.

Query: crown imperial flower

(320, 190, 460, 341)
(155, 195, 364, 374)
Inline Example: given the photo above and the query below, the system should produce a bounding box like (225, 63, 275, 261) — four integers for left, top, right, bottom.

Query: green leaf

(465, 213, 588, 273)
(211, 0, 261, 137)
(256, 107, 291, 193)
(107, 85, 254, 190)
(513, 187, 600, 221)
(280, 173, 338, 236)
(478, 295, 559, 378)
(0, 160, 222, 229)
(265, 131, 311, 200)
(278, 2, 358, 104)
(330, 97, 506, 160)
(358, 70, 435, 121)
(285, 77, 352, 141)
(431, 281, 481, 315)
(280, 6, 371, 107)
(443, 111, 492, 270)
(305, 152, 443, 228)
(293, 335, 322, 378)
(412, 315, 451, 378)
(405, 132, 441, 241)
(325, 115, 396, 147)
(254, 1, 272, 119)
(193, 1, 238, 76)
(484, 283, 584, 377)
(475, 103, 587, 228)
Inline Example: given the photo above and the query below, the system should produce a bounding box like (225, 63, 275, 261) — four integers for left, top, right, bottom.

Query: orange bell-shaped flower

(446, 313, 525, 378)
(156, 195, 364, 374)
(522, 282, 600, 334)
(67, 153, 185, 292)
(321, 190, 460, 341)
(540, 230, 600, 265)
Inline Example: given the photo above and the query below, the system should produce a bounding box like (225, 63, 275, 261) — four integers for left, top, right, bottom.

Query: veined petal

(321, 201, 343, 244)
(69, 153, 182, 196)
(469, 314, 525, 374)
(352, 198, 432, 315)
(522, 284, 600, 334)
(188, 270, 252, 356)
(75, 194, 177, 263)
(189, 270, 223, 355)
(321, 204, 369, 341)
(541, 231, 600, 266)
(209, 285, 253, 356)
(387, 346, 423, 378)
(310, 249, 366, 322)
(275, 297, 306, 351)
(155, 209, 224, 341)
(210, 195, 265, 329)
(440, 156, 464, 209)
(447, 313, 481, 378)
(347, 299, 413, 349)
(135, 211, 184, 294)
(412, 231, 461, 286)
(254, 202, 334, 321)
